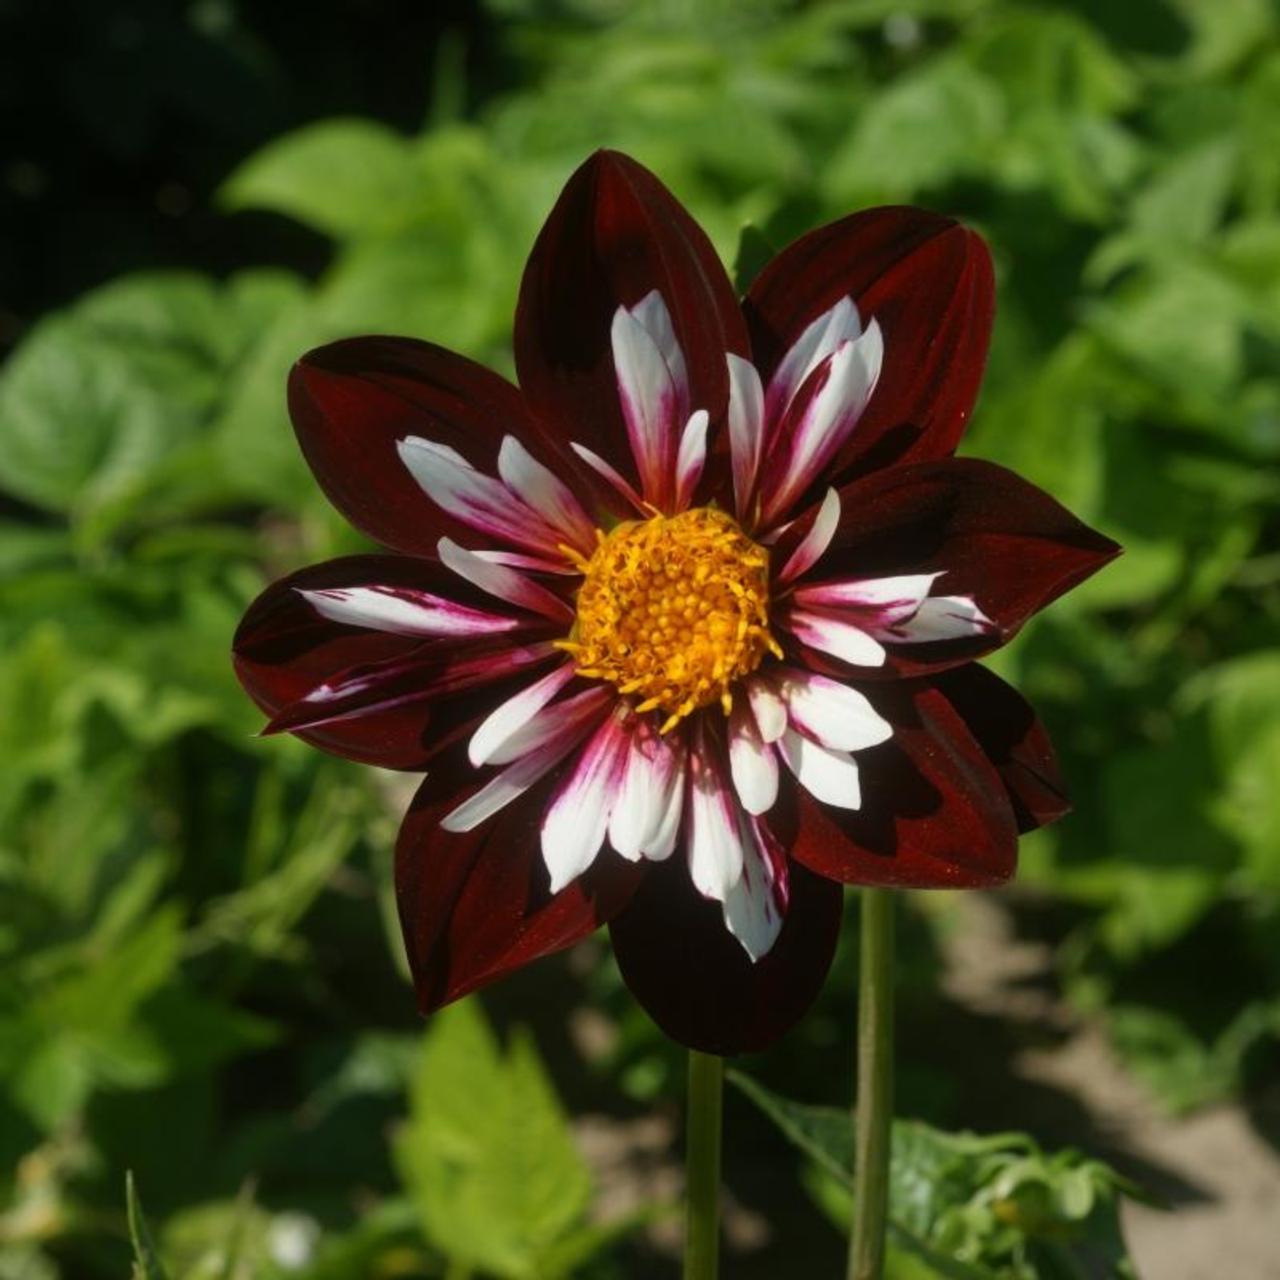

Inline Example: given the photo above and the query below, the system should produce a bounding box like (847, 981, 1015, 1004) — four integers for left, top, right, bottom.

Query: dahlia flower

(233, 151, 1117, 1054)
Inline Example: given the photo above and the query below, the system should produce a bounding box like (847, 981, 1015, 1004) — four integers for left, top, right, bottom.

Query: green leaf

(395, 1003, 599, 1279)
(731, 1072, 1144, 1278)
(220, 119, 419, 239)
(126, 1173, 171, 1280)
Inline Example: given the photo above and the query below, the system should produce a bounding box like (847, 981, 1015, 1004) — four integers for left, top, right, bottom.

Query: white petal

(468, 662, 577, 767)
(642, 745, 685, 862)
(776, 487, 841, 585)
(764, 295, 862, 425)
(761, 320, 884, 526)
(721, 817, 785, 962)
(727, 353, 765, 518)
(497, 436, 594, 551)
(438, 537, 573, 622)
(775, 668, 893, 752)
(487, 686, 612, 766)
(745, 675, 788, 744)
(631, 289, 689, 411)
(541, 711, 630, 893)
(297, 585, 519, 638)
(441, 696, 604, 834)
(879, 595, 996, 643)
(728, 701, 779, 815)
(609, 724, 683, 861)
(687, 744, 745, 901)
(783, 607, 887, 667)
(793, 571, 942, 620)
(673, 409, 709, 510)
(612, 304, 677, 504)
(397, 436, 559, 554)
(569, 441, 647, 514)
(778, 727, 863, 810)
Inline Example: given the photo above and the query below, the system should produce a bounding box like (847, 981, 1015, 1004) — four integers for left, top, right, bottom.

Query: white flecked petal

(777, 726, 863, 810)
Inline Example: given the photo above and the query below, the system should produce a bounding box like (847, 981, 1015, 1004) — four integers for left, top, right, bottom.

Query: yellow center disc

(560, 507, 780, 733)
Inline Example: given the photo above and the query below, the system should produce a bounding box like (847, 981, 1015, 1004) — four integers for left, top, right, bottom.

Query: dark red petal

(289, 337, 590, 556)
(931, 664, 1071, 834)
(396, 760, 644, 1012)
(790, 458, 1120, 678)
(233, 555, 557, 770)
(515, 150, 748, 490)
(609, 855, 843, 1055)
(744, 207, 994, 481)
(788, 682, 1018, 888)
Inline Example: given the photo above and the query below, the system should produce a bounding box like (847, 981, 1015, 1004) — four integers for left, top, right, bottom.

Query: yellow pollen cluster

(558, 507, 780, 733)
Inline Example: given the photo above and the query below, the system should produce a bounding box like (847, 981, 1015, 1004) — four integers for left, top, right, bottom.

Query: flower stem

(849, 886, 895, 1280)
(684, 1049, 724, 1280)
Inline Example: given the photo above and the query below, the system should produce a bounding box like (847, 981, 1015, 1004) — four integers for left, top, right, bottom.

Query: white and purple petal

(496, 435, 595, 551)
(609, 721, 685, 862)
(686, 738, 745, 901)
(777, 726, 863, 810)
(775, 487, 841, 586)
(774, 668, 893, 752)
(721, 815, 788, 962)
(611, 303, 679, 506)
(541, 708, 632, 892)
(673, 409, 709, 511)
(297, 584, 521, 638)
(728, 700, 779, 816)
(763, 295, 863, 427)
(727, 352, 765, 518)
(437, 537, 574, 623)
(468, 661, 578, 766)
(781, 607, 887, 667)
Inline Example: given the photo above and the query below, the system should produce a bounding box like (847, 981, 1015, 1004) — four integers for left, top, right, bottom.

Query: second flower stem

(849, 886, 895, 1280)
(684, 1049, 724, 1280)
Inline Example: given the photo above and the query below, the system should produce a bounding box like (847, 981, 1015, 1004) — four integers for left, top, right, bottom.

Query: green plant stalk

(849, 887, 895, 1280)
(684, 1049, 724, 1280)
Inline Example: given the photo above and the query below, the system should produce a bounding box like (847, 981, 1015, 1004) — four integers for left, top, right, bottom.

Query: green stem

(849, 887, 895, 1280)
(684, 1049, 724, 1280)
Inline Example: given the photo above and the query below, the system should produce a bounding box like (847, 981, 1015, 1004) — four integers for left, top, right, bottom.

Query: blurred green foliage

(3, 0, 1280, 1275)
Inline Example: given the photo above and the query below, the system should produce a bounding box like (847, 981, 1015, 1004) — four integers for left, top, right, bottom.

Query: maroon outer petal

(515, 150, 749, 491)
(784, 458, 1120, 678)
(931, 664, 1071, 834)
(396, 757, 645, 1012)
(744, 207, 994, 482)
(789, 682, 1019, 888)
(609, 856, 843, 1055)
(288, 337, 590, 557)
(232, 555, 559, 770)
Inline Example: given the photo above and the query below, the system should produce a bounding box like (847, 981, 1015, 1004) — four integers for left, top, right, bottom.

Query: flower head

(233, 151, 1118, 1054)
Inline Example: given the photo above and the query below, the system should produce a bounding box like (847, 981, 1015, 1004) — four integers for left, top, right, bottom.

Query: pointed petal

(631, 287, 690, 412)
(781, 607, 888, 667)
(438, 538, 574, 623)
(722, 815, 788, 962)
(775, 668, 893, 752)
(763, 294, 863, 428)
(745, 675, 788, 744)
(609, 855, 842, 1054)
(542, 710, 632, 892)
(812, 458, 1121, 675)
(609, 723, 685, 862)
(515, 151, 747, 487)
(788, 683, 1018, 887)
(760, 322, 883, 526)
(744, 207, 995, 480)
(792, 571, 943, 617)
(468, 661, 578, 766)
(497, 435, 595, 551)
(289, 336, 590, 556)
(569, 442, 649, 514)
(442, 690, 610, 832)
(686, 737, 745, 901)
(932, 664, 1070, 833)
(878, 594, 996, 644)
(297, 584, 521, 638)
(612, 303, 679, 505)
(233, 554, 554, 770)
(778, 727, 863, 810)
(728, 701, 779, 816)
(727, 353, 765, 519)
(397, 436, 564, 556)
(776, 487, 841, 585)
(397, 762, 643, 1014)
(674, 410, 709, 511)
